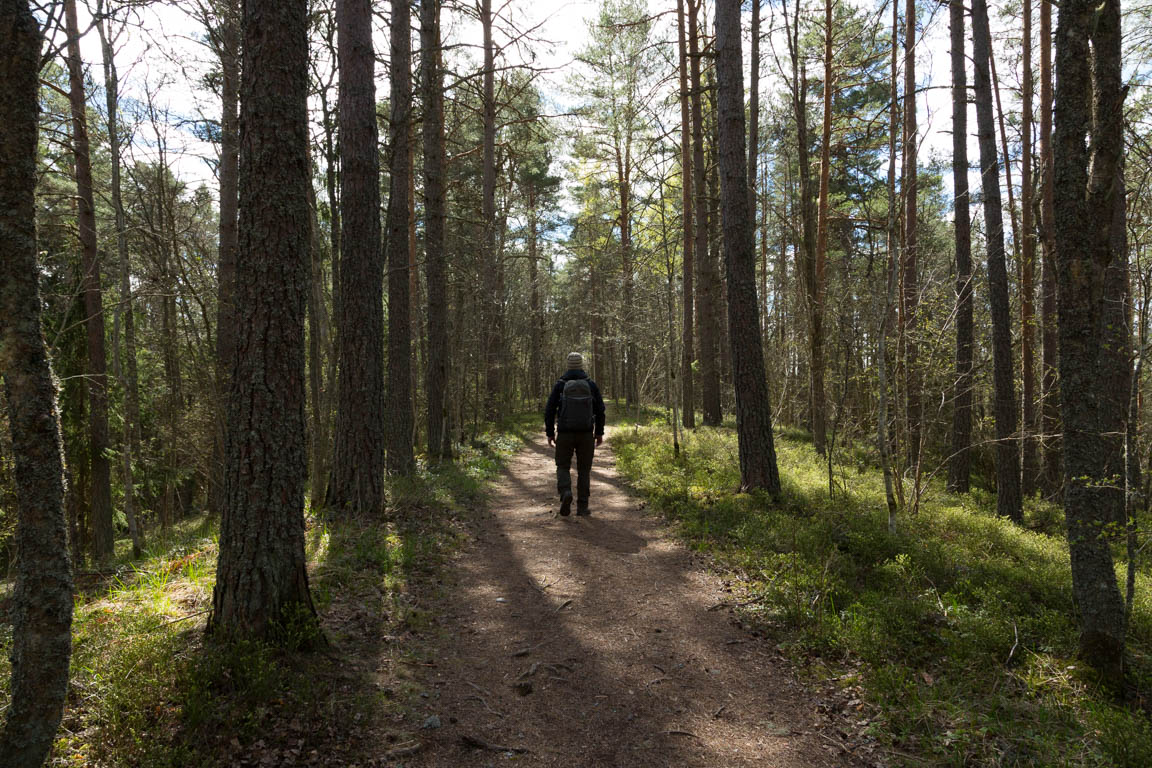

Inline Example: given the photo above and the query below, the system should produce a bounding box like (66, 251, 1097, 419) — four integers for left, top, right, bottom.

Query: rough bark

(972, 0, 1023, 522)
(902, 0, 921, 468)
(714, 0, 781, 494)
(1053, 0, 1127, 684)
(677, 0, 695, 429)
(208, 0, 319, 640)
(96, 4, 143, 557)
(65, 0, 114, 563)
(947, 0, 973, 494)
(330, 0, 387, 511)
(1039, 0, 1061, 495)
(0, 4, 74, 763)
(385, 0, 415, 475)
(422, 0, 451, 460)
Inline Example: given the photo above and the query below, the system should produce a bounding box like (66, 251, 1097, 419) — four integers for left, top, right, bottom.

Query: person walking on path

(545, 352, 606, 516)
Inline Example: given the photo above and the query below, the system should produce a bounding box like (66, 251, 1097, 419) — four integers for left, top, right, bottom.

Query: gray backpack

(558, 378, 595, 432)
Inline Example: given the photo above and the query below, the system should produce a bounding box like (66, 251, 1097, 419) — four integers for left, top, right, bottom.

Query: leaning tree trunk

(422, 0, 451, 460)
(208, 0, 319, 641)
(330, 0, 387, 510)
(947, 0, 974, 494)
(972, 0, 1023, 522)
(65, 0, 114, 563)
(676, 0, 696, 428)
(385, 0, 415, 475)
(0, 4, 74, 764)
(1053, 0, 1128, 685)
(714, 0, 781, 495)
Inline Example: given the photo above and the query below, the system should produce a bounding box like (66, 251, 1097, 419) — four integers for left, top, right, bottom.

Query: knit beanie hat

(567, 352, 584, 370)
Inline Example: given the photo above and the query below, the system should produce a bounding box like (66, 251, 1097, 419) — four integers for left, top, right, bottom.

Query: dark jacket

(545, 369, 606, 438)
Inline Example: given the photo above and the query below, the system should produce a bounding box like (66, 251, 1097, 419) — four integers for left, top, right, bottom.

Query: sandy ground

(400, 432, 859, 767)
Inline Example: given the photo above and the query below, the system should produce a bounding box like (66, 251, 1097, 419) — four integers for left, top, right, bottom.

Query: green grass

(611, 421, 1152, 767)
(0, 425, 525, 767)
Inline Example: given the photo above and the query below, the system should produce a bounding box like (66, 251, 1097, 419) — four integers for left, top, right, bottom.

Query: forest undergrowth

(0, 420, 530, 767)
(611, 416, 1152, 767)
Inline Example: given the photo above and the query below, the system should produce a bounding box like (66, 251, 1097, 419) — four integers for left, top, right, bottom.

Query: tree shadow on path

(401, 431, 852, 767)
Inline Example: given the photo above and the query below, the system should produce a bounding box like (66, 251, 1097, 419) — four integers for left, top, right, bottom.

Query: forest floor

(391, 430, 863, 767)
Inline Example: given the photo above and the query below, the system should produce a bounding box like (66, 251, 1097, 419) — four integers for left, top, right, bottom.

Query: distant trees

(0, 1, 74, 763)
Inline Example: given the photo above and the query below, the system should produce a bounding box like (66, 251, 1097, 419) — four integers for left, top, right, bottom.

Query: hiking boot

(559, 491, 573, 517)
(576, 502, 590, 517)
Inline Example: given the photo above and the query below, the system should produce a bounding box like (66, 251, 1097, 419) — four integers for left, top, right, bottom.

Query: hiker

(544, 352, 606, 516)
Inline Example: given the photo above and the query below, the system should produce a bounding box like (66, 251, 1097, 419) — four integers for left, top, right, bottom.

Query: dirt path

(402, 432, 854, 767)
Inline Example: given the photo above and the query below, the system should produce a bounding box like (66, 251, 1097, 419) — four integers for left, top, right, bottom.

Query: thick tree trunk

(0, 4, 74, 762)
(902, 0, 921, 468)
(330, 0, 387, 510)
(422, 0, 451, 460)
(677, 0, 695, 429)
(65, 0, 114, 563)
(1053, 0, 1127, 684)
(208, 0, 319, 641)
(481, 0, 502, 422)
(947, 0, 974, 494)
(1039, 0, 1061, 495)
(385, 0, 415, 475)
(211, 0, 240, 519)
(714, 0, 780, 494)
(972, 0, 1023, 522)
(97, 6, 143, 557)
(1021, 0, 1038, 496)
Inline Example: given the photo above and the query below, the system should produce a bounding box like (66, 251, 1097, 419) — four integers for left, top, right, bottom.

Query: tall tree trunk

(307, 177, 331, 504)
(902, 0, 921, 468)
(947, 0, 974, 494)
(972, 0, 1023, 522)
(1039, 0, 1060, 495)
(208, 0, 319, 640)
(1053, 0, 1127, 684)
(714, 0, 781, 494)
(677, 0, 696, 429)
(1021, 0, 1038, 496)
(330, 0, 387, 510)
(0, 3, 74, 761)
(481, 0, 502, 422)
(422, 0, 451, 460)
(882, 0, 901, 516)
(385, 0, 415, 475)
(210, 0, 240, 519)
(65, 0, 114, 563)
(97, 4, 143, 557)
(747, 0, 759, 218)
(812, 0, 833, 457)
(784, 0, 822, 449)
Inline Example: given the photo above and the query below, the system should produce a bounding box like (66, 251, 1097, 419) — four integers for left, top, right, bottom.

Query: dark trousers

(555, 431, 596, 503)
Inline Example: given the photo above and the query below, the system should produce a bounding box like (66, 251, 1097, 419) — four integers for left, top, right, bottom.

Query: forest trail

(399, 431, 853, 767)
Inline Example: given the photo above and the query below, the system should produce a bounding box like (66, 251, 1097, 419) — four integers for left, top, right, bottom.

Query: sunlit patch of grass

(0, 420, 528, 766)
(611, 424, 1152, 767)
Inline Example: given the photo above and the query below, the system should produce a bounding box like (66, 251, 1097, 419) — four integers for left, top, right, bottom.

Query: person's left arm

(590, 380, 606, 444)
